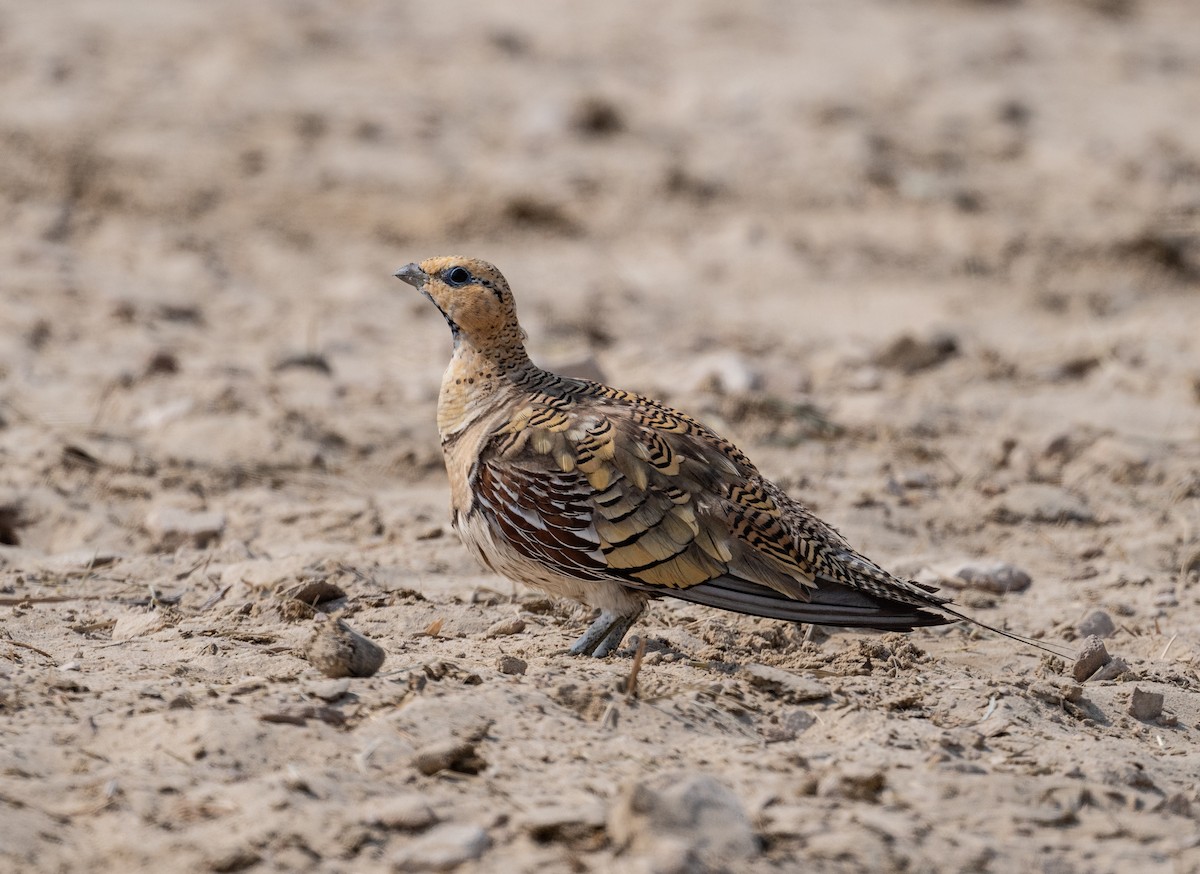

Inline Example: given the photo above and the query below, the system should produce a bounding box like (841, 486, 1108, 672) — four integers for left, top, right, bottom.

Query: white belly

(453, 510, 647, 615)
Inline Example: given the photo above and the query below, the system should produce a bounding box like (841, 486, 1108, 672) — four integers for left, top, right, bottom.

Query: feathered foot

(567, 606, 644, 657)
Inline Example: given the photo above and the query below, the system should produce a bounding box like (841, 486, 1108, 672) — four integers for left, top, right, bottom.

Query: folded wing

(469, 389, 949, 630)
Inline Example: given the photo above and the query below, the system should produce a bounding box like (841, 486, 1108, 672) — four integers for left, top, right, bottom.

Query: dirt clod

(304, 617, 386, 678)
(1128, 687, 1164, 721)
(1072, 635, 1111, 682)
(496, 655, 527, 675)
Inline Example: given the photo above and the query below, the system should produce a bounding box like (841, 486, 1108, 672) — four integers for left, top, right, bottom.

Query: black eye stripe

(443, 265, 504, 301)
(477, 276, 504, 301)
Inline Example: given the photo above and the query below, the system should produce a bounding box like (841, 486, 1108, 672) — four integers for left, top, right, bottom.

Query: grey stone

(949, 560, 1032, 594)
(1076, 609, 1115, 639)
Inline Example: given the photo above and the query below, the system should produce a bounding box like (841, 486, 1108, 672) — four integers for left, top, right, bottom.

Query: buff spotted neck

(395, 256, 533, 439)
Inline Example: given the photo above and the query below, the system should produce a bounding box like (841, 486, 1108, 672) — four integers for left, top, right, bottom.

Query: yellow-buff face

(394, 256, 521, 351)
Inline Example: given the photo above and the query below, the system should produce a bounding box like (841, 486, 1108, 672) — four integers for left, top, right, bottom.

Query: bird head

(394, 256, 526, 356)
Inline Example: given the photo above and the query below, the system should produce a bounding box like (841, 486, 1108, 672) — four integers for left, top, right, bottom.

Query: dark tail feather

(648, 575, 1074, 658)
(935, 603, 1073, 658)
(656, 575, 951, 631)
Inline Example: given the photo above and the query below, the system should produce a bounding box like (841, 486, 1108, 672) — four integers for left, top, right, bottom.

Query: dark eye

(444, 266, 473, 287)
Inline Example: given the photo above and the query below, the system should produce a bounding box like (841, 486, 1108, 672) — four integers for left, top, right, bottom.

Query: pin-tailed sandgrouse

(396, 256, 1045, 657)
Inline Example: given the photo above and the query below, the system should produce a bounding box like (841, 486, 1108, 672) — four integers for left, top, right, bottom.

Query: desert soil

(2, 1, 1199, 872)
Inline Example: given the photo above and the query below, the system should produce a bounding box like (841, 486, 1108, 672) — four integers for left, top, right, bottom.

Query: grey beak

(393, 263, 429, 288)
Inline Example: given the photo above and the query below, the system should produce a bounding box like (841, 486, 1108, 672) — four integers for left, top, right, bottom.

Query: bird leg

(567, 606, 644, 658)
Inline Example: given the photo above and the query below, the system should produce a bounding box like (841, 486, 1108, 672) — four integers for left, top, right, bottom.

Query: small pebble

(1090, 656, 1129, 682)
(1076, 609, 1115, 639)
(413, 741, 486, 776)
(485, 617, 526, 638)
(304, 617, 386, 678)
(1128, 687, 1164, 721)
(364, 795, 438, 831)
(280, 579, 347, 606)
(1072, 635, 1111, 682)
(950, 560, 1032, 594)
(496, 655, 527, 675)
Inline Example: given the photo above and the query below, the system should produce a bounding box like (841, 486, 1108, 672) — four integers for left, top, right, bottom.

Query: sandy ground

(2, 1, 1200, 871)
